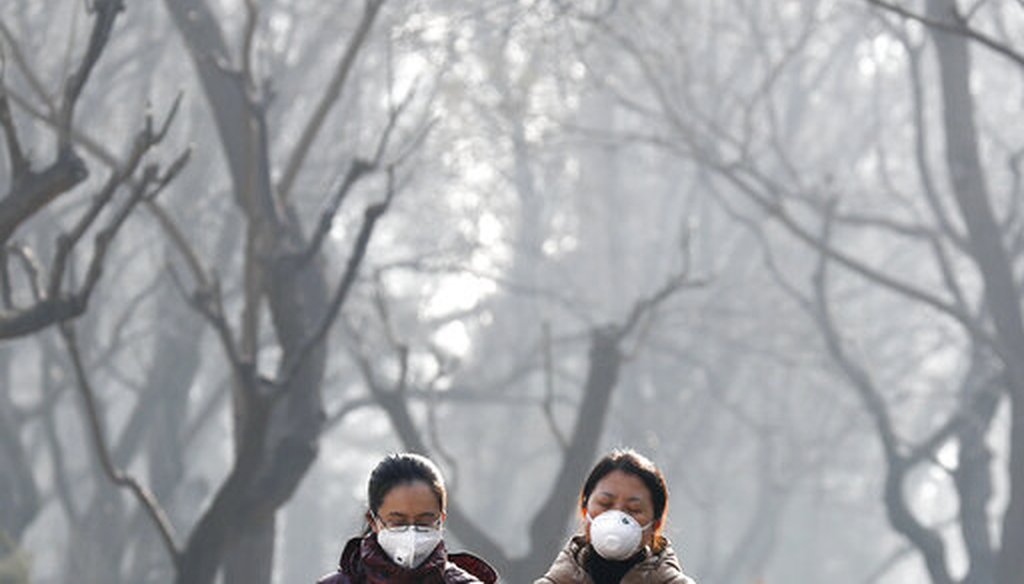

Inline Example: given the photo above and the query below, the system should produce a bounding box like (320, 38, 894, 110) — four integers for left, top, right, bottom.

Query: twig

(47, 96, 185, 300)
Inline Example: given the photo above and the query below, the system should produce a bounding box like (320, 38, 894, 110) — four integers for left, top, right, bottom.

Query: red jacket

(316, 534, 498, 584)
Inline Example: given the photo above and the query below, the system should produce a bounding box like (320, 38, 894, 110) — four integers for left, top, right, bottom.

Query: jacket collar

(336, 534, 498, 583)
(557, 534, 683, 580)
(338, 533, 448, 583)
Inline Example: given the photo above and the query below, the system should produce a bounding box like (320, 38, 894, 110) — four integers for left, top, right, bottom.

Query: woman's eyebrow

(415, 511, 440, 518)
(385, 511, 410, 518)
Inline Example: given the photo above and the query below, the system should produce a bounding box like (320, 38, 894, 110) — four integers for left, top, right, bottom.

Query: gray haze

(2, 1, 1024, 583)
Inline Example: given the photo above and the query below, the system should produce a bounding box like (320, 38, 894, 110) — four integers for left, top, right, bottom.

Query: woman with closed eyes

(535, 449, 697, 584)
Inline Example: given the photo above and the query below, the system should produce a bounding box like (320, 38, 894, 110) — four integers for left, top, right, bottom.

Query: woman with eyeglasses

(317, 453, 498, 584)
(535, 449, 697, 584)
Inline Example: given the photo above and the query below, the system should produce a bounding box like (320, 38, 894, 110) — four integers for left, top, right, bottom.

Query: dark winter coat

(316, 533, 498, 584)
(534, 535, 696, 584)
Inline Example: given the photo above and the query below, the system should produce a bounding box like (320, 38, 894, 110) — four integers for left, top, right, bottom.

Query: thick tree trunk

(926, 3, 1024, 583)
(1000, 401, 1024, 583)
(163, 2, 345, 582)
(953, 349, 999, 584)
(283, 469, 327, 584)
(224, 515, 276, 584)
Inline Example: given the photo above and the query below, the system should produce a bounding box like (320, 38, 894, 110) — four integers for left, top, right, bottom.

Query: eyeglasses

(374, 514, 442, 532)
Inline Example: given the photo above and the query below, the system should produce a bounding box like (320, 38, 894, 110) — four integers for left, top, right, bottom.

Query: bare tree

(590, 0, 1022, 581)
(112, 1, 427, 582)
(565, 0, 1024, 581)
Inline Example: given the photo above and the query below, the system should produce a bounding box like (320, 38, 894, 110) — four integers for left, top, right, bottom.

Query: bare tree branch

(58, 322, 181, 568)
(717, 163, 996, 347)
(0, 54, 28, 181)
(48, 135, 183, 302)
(47, 103, 187, 298)
(0, 144, 186, 340)
(542, 322, 569, 452)
(0, 147, 87, 246)
(58, 0, 125, 148)
(145, 201, 211, 291)
(296, 60, 425, 267)
(298, 158, 374, 266)
(2, 84, 115, 167)
(865, 0, 1024, 69)
(0, 6, 185, 339)
(618, 269, 702, 342)
(277, 0, 386, 201)
(811, 203, 955, 584)
(0, 20, 57, 110)
(276, 171, 397, 391)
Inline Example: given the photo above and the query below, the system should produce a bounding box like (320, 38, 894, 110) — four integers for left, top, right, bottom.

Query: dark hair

(580, 449, 670, 549)
(367, 452, 447, 515)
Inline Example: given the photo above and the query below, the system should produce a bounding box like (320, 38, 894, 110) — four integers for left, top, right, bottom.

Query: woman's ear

(645, 518, 662, 547)
(366, 511, 379, 533)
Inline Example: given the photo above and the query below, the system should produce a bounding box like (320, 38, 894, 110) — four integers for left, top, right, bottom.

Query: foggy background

(2, 1, 1024, 583)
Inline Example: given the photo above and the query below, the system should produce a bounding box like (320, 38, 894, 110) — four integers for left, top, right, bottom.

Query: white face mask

(587, 509, 652, 560)
(375, 519, 444, 569)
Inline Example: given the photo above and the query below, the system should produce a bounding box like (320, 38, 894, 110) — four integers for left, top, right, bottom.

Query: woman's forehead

(593, 470, 652, 501)
(379, 480, 442, 513)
